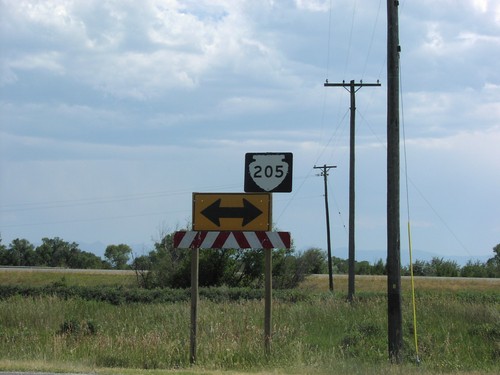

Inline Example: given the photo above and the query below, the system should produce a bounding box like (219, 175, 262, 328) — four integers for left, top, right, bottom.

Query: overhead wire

(358, 104, 472, 260)
(343, 0, 357, 78)
(278, 0, 379, 244)
(274, 1, 420, 256)
(361, 0, 383, 79)
(0, 183, 242, 231)
(324, 0, 334, 80)
(0, 183, 241, 213)
(0, 207, 190, 229)
(0, 190, 190, 213)
(276, 0, 345, 227)
(400, 55, 420, 364)
(315, 107, 350, 166)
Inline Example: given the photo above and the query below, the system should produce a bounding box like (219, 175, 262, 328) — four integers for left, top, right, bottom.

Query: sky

(1, 0, 499, 264)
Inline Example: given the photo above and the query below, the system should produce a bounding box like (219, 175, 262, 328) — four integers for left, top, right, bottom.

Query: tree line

(0, 237, 131, 270)
(1, 235, 499, 288)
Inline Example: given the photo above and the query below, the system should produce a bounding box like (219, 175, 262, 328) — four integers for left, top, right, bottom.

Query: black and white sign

(244, 152, 293, 193)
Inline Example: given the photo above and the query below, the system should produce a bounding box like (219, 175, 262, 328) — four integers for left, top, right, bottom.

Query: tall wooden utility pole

(314, 164, 336, 292)
(387, 0, 403, 363)
(324, 80, 380, 301)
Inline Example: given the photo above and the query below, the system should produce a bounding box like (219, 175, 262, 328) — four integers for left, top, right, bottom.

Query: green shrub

(0, 284, 316, 305)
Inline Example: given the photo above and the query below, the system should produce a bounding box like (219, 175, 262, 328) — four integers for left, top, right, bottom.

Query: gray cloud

(1, 0, 499, 258)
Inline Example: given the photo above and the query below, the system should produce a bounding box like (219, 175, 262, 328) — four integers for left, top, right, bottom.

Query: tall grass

(0, 291, 498, 374)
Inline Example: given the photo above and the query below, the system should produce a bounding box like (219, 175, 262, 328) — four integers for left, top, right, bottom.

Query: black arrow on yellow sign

(201, 198, 263, 227)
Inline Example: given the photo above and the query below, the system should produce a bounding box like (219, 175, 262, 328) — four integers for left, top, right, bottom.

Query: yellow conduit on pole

(407, 221, 420, 364)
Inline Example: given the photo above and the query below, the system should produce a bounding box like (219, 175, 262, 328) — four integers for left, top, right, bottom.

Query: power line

(361, 0, 383, 79)
(0, 208, 190, 229)
(343, 0, 358, 77)
(0, 183, 241, 213)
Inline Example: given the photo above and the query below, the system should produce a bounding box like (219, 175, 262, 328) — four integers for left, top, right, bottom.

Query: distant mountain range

(331, 247, 490, 267)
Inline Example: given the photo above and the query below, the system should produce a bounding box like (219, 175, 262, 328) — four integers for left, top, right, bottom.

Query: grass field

(299, 274, 500, 293)
(0, 267, 137, 287)
(0, 269, 498, 375)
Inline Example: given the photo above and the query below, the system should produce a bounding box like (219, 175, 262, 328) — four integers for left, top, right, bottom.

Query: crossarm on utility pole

(324, 80, 381, 88)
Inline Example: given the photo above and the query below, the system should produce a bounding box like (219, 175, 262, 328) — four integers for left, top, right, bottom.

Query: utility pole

(324, 79, 381, 301)
(314, 164, 337, 292)
(387, 0, 403, 363)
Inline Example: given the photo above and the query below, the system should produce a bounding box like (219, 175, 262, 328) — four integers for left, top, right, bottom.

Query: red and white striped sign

(174, 231, 291, 249)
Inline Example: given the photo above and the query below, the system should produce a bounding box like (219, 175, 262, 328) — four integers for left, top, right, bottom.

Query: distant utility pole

(314, 164, 337, 292)
(387, 0, 403, 363)
(324, 79, 381, 301)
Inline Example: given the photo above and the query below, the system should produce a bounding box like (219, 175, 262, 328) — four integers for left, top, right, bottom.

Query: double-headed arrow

(201, 198, 263, 227)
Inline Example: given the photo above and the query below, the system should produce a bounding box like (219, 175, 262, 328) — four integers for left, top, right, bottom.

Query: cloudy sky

(1, 0, 499, 263)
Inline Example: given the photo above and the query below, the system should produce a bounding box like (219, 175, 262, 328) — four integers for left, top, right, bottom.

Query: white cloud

(420, 23, 500, 57)
(403, 82, 500, 136)
(471, 0, 488, 13)
(216, 96, 286, 115)
(406, 91, 453, 116)
(409, 126, 500, 159)
(0, 64, 17, 85)
(1, 0, 499, 258)
(1, 0, 305, 98)
(8, 51, 65, 73)
(458, 31, 500, 46)
(8, 0, 81, 29)
(294, 0, 330, 12)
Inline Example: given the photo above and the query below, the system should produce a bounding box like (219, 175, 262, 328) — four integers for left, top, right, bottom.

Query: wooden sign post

(174, 230, 291, 363)
(190, 247, 199, 364)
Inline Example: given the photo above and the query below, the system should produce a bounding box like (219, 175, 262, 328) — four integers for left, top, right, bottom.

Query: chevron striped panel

(173, 231, 291, 249)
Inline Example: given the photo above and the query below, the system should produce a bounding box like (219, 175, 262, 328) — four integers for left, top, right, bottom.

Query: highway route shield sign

(192, 192, 271, 231)
(244, 152, 293, 193)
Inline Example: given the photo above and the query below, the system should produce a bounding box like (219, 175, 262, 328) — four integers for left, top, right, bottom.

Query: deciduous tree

(104, 244, 132, 269)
